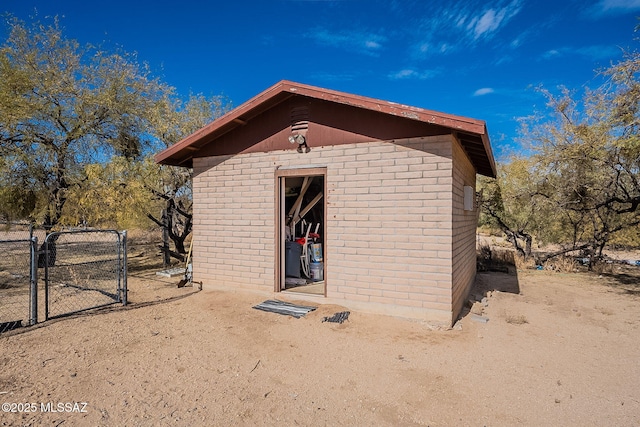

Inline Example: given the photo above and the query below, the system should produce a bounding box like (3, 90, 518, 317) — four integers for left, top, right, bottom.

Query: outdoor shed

(155, 80, 496, 326)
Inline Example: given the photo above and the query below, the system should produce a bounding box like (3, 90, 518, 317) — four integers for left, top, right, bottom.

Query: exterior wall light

(289, 134, 310, 153)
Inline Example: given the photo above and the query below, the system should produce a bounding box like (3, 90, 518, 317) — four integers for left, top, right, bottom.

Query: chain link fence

(0, 224, 127, 332)
(44, 230, 127, 320)
(0, 223, 38, 332)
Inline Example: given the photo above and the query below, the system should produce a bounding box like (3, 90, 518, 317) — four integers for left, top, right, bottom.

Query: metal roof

(154, 80, 496, 177)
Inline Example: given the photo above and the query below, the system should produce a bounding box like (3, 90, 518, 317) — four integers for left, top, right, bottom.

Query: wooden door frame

(275, 167, 327, 295)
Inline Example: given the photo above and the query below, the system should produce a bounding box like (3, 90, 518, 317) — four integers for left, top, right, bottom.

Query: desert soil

(1, 246, 639, 426)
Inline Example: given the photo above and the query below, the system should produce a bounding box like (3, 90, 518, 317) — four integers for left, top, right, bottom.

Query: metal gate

(0, 235, 38, 333)
(43, 230, 127, 320)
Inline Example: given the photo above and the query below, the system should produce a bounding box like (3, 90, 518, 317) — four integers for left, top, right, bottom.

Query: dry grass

(542, 255, 578, 273)
(515, 254, 536, 270)
(591, 260, 616, 275)
(505, 314, 529, 325)
(478, 243, 492, 261)
(477, 242, 517, 269)
(491, 248, 515, 265)
(125, 228, 163, 245)
(476, 226, 503, 237)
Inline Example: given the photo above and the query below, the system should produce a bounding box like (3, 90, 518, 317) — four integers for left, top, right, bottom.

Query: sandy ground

(1, 251, 640, 426)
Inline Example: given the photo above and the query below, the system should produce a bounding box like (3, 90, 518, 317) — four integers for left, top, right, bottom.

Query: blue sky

(3, 0, 640, 158)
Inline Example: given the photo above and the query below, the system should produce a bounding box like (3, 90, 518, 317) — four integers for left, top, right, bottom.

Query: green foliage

(479, 158, 537, 231)
(145, 93, 230, 253)
(0, 183, 38, 222)
(0, 15, 229, 235)
(0, 15, 171, 228)
(483, 47, 640, 259)
(152, 92, 230, 147)
(60, 156, 162, 229)
(528, 58, 640, 254)
(478, 157, 542, 256)
(609, 224, 640, 247)
(0, 156, 37, 221)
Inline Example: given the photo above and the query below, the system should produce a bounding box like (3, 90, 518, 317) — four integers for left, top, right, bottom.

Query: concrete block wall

(325, 137, 454, 324)
(192, 135, 459, 324)
(192, 154, 276, 291)
(450, 137, 479, 323)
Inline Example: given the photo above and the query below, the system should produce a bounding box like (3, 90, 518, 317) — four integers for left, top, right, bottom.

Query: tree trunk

(161, 208, 171, 267)
(147, 200, 192, 264)
(537, 242, 591, 264)
(524, 233, 532, 256)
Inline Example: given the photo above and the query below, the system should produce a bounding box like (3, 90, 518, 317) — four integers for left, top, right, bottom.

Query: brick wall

(192, 154, 276, 291)
(192, 135, 459, 325)
(450, 137, 479, 323)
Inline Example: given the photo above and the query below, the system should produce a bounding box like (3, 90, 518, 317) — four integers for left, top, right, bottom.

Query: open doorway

(276, 168, 326, 295)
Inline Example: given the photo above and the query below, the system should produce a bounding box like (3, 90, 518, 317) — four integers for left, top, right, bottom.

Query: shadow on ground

(474, 247, 520, 295)
(474, 268, 520, 295)
(455, 252, 520, 326)
(600, 265, 640, 296)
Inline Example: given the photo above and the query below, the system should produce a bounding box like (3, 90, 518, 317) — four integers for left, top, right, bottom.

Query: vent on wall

(290, 105, 309, 133)
(464, 186, 475, 211)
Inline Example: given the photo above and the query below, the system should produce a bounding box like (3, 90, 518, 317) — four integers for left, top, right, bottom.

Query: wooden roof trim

(155, 80, 496, 177)
(283, 81, 486, 135)
(480, 130, 496, 177)
(154, 85, 295, 165)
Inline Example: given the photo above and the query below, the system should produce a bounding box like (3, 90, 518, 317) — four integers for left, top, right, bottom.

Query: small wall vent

(290, 105, 309, 133)
(464, 186, 474, 211)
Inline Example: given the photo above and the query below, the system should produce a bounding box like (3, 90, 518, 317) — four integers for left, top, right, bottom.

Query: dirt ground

(1, 244, 639, 426)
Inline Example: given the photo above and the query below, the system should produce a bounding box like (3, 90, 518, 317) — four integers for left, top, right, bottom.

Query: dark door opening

(276, 169, 326, 295)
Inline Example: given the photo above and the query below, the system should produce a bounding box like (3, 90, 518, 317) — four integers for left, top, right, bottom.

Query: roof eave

(480, 125, 497, 178)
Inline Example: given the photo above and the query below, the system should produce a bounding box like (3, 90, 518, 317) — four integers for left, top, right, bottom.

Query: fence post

(121, 230, 128, 306)
(43, 233, 50, 321)
(29, 236, 38, 326)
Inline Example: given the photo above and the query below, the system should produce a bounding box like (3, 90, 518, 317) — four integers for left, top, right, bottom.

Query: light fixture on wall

(289, 133, 310, 153)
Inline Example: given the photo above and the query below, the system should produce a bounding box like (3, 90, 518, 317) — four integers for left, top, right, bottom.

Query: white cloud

(388, 68, 441, 80)
(410, 0, 523, 58)
(418, 42, 430, 54)
(365, 40, 382, 49)
(542, 49, 562, 60)
(307, 28, 386, 56)
(473, 88, 495, 96)
(410, 40, 456, 60)
(309, 72, 358, 82)
(390, 69, 418, 79)
(466, 0, 522, 40)
(595, 0, 640, 13)
(468, 9, 501, 38)
(541, 45, 622, 61)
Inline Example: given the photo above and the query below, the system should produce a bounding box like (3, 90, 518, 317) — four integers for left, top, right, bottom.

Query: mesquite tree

(480, 49, 640, 265)
(145, 93, 229, 257)
(0, 15, 170, 230)
(0, 15, 228, 263)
